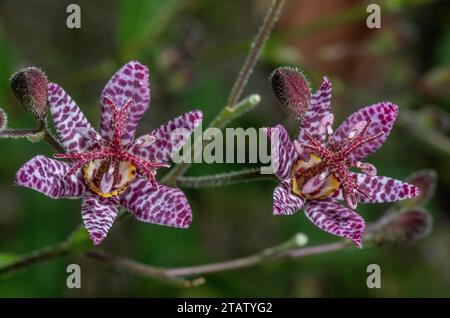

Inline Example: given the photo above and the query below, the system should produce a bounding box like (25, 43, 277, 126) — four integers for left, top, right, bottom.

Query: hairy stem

(175, 168, 276, 189)
(227, 0, 285, 108)
(399, 109, 450, 157)
(161, 94, 261, 185)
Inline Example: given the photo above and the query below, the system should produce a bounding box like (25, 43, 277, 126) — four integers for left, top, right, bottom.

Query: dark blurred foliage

(0, 0, 449, 297)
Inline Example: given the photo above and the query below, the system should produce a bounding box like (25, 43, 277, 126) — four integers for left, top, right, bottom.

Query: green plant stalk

(227, 0, 285, 108)
(86, 237, 351, 285)
(161, 94, 261, 185)
(176, 168, 276, 189)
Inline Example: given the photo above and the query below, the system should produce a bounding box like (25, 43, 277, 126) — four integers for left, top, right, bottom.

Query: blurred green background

(0, 0, 449, 297)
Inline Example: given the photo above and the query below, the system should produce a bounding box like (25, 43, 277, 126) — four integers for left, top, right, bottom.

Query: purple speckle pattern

(273, 180, 304, 215)
(298, 77, 332, 144)
(353, 173, 419, 203)
(15, 155, 86, 199)
(48, 83, 97, 152)
(267, 76, 418, 247)
(100, 61, 150, 144)
(331, 102, 398, 161)
(15, 60, 201, 245)
(82, 192, 119, 245)
(265, 125, 297, 180)
(120, 179, 192, 228)
(132, 110, 203, 163)
(305, 198, 365, 247)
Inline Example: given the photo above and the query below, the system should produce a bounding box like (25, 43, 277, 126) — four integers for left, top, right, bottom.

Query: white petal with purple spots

(305, 198, 365, 247)
(265, 125, 297, 180)
(100, 61, 150, 144)
(120, 179, 192, 228)
(273, 180, 304, 215)
(132, 110, 203, 163)
(15, 155, 86, 199)
(82, 192, 119, 245)
(331, 102, 398, 161)
(353, 173, 419, 203)
(298, 77, 332, 144)
(48, 83, 97, 153)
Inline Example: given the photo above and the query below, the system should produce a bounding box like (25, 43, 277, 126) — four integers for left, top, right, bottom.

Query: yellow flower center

(291, 154, 340, 199)
(83, 159, 136, 198)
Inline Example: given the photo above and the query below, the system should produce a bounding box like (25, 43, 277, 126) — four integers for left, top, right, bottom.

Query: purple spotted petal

(100, 61, 150, 144)
(353, 173, 419, 203)
(120, 179, 192, 228)
(273, 180, 304, 215)
(132, 110, 203, 163)
(15, 155, 86, 199)
(82, 192, 119, 245)
(264, 125, 297, 180)
(305, 198, 365, 247)
(48, 83, 97, 152)
(331, 102, 398, 161)
(298, 77, 332, 144)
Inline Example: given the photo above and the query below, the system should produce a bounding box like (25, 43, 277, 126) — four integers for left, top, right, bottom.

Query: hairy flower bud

(404, 169, 437, 206)
(270, 67, 311, 119)
(0, 107, 7, 131)
(10, 67, 49, 120)
(371, 208, 433, 246)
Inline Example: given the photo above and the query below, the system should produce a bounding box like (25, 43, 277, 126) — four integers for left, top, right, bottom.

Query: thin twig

(85, 251, 205, 288)
(175, 168, 277, 189)
(85, 240, 352, 286)
(0, 243, 68, 278)
(0, 128, 43, 138)
(41, 120, 65, 153)
(161, 94, 261, 185)
(227, 0, 285, 108)
(398, 109, 450, 157)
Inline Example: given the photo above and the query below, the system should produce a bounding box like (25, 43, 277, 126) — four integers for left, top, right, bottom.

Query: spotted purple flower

(265, 77, 419, 247)
(16, 61, 203, 245)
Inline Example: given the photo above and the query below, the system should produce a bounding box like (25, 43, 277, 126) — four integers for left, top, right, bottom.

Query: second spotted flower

(16, 61, 202, 245)
(266, 68, 419, 247)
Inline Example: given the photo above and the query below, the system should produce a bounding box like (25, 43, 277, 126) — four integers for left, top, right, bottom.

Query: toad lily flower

(16, 61, 203, 245)
(265, 77, 419, 247)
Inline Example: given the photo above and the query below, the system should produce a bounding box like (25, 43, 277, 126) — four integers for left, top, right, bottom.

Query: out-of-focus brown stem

(85, 237, 352, 286)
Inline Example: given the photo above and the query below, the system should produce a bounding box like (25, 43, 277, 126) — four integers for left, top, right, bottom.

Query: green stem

(86, 236, 351, 283)
(175, 168, 276, 189)
(0, 243, 68, 278)
(161, 94, 261, 185)
(399, 109, 450, 157)
(227, 0, 285, 108)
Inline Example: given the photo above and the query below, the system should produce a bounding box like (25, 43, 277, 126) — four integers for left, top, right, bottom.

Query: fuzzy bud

(10, 67, 49, 120)
(371, 208, 433, 246)
(270, 67, 311, 120)
(0, 108, 7, 131)
(404, 169, 437, 207)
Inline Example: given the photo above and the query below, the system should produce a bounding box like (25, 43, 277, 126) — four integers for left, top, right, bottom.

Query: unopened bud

(10, 67, 48, 120)
(0, 108, 7, 131)
(270, 67, 311, 120)
(404, 169, 437, 206)
(371, 208, 433, 246)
